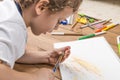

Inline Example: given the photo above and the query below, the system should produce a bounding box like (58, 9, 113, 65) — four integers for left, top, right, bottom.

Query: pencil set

(51, 13, 119, 41)
(71, 13, 119, 32)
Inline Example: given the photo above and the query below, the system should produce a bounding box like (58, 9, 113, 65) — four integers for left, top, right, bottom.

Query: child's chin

(33, 32, 41, 36)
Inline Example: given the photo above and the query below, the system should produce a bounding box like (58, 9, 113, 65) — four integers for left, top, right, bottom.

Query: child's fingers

(64, 50, 70, 58)
(58, 46, 71, 55)
(61, 49, 70, 62)
(51, 46, 70, 64)
(52, 46, 70, 57)
(64, 46, 71, 51)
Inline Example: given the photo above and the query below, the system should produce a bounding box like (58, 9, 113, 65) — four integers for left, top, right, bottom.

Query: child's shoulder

(0, 0, 19, 22)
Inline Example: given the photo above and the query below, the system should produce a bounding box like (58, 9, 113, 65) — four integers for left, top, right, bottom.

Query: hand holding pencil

(47, 46, 71, 71)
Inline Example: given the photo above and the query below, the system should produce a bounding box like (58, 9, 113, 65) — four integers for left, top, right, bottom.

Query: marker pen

(117, 36, 120, 54)
(102, 23, 119, 31)
(78, 31, 106, 40)
(95, 26, 107, 33)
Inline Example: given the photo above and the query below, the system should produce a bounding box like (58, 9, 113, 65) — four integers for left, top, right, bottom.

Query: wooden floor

(14, 23, 120, 80)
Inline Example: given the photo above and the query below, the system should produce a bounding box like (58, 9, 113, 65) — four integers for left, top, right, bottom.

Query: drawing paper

(54, 37, 120, 80)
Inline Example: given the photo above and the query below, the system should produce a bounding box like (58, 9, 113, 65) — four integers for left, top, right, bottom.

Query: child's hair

(19, 0, 83, 12)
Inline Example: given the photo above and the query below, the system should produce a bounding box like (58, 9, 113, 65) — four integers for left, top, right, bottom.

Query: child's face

(30, 7, 73, 35)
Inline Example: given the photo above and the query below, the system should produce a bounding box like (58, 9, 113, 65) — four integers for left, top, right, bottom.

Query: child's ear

(35, 0, 49, 15)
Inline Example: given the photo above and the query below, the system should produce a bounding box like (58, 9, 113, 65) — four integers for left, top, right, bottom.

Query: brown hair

(19, 0, 83, 12)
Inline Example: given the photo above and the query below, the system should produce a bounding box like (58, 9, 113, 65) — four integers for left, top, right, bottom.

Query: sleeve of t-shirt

(0, 0, 27, 68)
(0, 39, 14, 67)
(0, 22, 26, 69)
(0, 24, 15, 68)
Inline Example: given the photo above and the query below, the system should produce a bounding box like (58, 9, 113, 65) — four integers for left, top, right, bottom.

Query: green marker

(89, 18, 95, 23)
(78, 31, 106, 40)
(117, 36, 120, 54)
(78, 13, 98, 21)
(78, 13, 85, 17)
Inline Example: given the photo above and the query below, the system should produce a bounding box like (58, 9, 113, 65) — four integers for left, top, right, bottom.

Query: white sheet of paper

(54, 37, 120, 80)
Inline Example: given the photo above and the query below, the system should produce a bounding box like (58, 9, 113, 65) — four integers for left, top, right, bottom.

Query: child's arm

(16, 46, 70, 65)
(0, 60, 55, 80)
(16, 50, 51, 64)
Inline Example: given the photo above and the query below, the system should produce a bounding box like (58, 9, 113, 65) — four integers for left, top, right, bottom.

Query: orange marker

(95, 26, 107, 33)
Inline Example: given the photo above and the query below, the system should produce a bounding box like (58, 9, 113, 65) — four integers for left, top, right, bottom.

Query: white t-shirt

(0, 0, 27, 68)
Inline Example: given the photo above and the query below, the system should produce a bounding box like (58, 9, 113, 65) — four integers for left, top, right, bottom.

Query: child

(0, 0, 82, 80)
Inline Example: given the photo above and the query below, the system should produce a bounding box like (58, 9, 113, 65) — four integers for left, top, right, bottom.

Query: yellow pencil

(53, 53, 64, 72)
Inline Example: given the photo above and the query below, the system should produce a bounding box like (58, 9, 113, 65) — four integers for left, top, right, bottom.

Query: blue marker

(60, 20, 68, 25)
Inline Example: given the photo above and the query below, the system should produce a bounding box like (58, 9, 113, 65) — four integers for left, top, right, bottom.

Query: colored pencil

(51, 32, 83, 36)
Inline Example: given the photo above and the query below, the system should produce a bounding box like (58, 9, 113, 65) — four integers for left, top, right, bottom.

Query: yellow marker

(71, 17, 88, 30)
(102, 23, 119, 31)
(77, 17, 87, 24)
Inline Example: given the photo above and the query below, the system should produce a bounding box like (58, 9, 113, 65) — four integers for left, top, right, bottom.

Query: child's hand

(48, 46, 71, 65)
